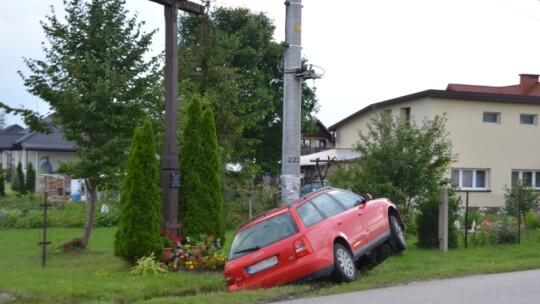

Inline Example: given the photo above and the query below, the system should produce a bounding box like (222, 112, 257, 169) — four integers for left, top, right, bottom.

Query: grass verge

(0, 228, 539, 303)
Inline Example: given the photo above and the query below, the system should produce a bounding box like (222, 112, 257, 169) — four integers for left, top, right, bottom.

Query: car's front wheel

(331, 243, 357, 282)
(388, 214, 406, 252)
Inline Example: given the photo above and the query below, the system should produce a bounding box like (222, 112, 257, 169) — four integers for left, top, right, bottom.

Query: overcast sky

(2, 0, 540, 128)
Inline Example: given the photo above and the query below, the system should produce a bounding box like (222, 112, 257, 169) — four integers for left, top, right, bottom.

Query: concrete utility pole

(439, 187, 449, 252)
(148, 0, 205, 235)
(281, 0, 303, 205)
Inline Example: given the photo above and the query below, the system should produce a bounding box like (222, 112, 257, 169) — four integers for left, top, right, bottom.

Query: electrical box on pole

(281, 0, 303, 205)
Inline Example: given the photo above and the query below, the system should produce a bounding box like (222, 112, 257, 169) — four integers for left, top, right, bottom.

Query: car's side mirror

(362, 193, 372, 201)
(354, 198, 366, 207)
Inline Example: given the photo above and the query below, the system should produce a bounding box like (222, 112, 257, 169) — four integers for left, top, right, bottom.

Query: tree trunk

(81, 183, 97, 247)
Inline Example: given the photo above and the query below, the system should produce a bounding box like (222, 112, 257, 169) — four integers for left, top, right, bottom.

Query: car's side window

(328, 190, 363, 209)
(296, 201, 324, 227)
(311, 193, 345, 218)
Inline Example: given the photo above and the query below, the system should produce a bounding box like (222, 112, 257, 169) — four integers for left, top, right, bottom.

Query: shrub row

(0, 202, 118, 229)
(525, 209, 540, 230)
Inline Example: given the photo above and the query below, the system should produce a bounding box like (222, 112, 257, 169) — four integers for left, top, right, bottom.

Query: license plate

(246, 256, 278, 275)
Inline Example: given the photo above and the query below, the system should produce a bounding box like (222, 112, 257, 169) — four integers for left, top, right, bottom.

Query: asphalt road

(276, 269, 540, 304)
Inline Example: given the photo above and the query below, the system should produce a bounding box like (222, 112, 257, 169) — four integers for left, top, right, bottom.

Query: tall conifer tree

(200, 107, 225, 242)
(114, 118, 162, 264)
(179, 96, 205, 238)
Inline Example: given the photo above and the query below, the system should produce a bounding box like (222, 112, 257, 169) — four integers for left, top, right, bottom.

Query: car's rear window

(228, 212, 298, 261)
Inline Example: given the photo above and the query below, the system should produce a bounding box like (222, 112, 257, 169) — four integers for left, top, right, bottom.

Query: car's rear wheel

(331, 243, 357, 282)
(388, 214, 406, 252)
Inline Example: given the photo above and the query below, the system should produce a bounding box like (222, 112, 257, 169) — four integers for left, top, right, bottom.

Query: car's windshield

(228, 212, 298, 261)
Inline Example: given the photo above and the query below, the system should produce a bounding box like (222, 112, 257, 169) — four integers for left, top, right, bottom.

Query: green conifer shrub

(11, 162, 25, 194)
(25, 162, 36, 193)
(179, 96, 205, 239)
(200, 107, 225, 242)
(114, 119, 162, 265)
(0, 168, 5, 196)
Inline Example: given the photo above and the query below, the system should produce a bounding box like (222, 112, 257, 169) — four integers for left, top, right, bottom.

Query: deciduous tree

(178, 7, 318, 175)
(15, 0, 161, 246)
(504, 181, 539, 219)
(330, 113, 456, 214)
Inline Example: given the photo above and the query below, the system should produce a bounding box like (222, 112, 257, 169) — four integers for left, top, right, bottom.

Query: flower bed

(161, 231, 227, 272)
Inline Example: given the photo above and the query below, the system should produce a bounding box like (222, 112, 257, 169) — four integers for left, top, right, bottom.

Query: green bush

(491, 225, 518, 245)
(467, 218, 519, 247)
(13, 210, 43, 229)
(403, 207, 418, 236)
(0, 199, 119, 229)
(525, 209, 540, 230)
(416, 192, 459, 249)
(94, 205, 119, 227)
(0, 209, 21, 228)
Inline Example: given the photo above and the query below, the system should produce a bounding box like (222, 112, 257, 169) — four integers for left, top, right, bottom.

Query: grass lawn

(1, 228, 540, 303)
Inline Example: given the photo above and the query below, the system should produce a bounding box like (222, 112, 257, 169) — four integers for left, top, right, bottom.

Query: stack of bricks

(37, 174, 72, 204)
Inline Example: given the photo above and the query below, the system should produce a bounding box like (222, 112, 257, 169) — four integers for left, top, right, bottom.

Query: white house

(327, 74, 540, 208)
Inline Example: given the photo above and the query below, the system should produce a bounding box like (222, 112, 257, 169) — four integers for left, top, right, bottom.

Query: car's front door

(328, 190, 386, 245)
(310, 193, 367, 252)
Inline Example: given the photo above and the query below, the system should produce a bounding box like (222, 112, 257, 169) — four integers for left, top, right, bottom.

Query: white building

(327, 74, 540, 208)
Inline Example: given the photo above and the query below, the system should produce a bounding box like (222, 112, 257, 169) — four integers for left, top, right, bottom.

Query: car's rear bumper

(226, 246, 333, 292)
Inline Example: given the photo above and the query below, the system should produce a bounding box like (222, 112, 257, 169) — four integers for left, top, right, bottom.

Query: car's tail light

(293, 236, 313, 258)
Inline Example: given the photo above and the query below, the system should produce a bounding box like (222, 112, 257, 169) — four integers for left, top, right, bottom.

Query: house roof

(447, 74, 540, 96)
(303, 119, 334, 142)
(300, 148, 361, 167)
(0, 125, 27, 150)
(0, 123, 75, 152)
(329, 74, 540, 131)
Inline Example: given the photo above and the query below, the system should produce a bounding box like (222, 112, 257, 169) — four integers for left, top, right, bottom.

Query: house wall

(333, 97, 540, 207)
(7, 150, 78, 174)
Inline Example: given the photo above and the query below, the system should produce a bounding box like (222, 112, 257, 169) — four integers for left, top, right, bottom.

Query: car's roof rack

(237, 208, 278, 230)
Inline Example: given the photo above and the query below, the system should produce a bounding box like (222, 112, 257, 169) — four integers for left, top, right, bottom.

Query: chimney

(519, 74, 539, 95)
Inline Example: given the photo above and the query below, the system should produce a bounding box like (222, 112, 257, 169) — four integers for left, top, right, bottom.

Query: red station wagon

(224, 187, 406, 292)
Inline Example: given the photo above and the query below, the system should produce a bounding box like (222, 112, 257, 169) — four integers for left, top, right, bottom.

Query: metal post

(39, 191, 51, 267)
(517, 186, 522, 244)
(439, 187, 448, 252)
(464, 191, 469, 248)
(281, 0, 302, 205)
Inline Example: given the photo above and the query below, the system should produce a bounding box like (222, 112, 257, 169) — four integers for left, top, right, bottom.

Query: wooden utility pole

(147, 0, 205, 235)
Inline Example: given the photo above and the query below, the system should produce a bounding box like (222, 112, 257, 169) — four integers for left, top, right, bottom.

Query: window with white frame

(451, 169, 488, 190)
(520, 114, 537, 125)
(512, 170, 540, 189)
(483, 112, 500, 124)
